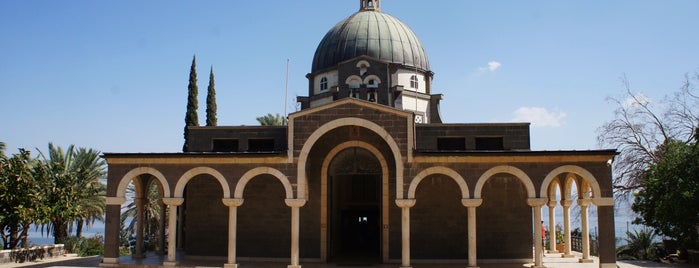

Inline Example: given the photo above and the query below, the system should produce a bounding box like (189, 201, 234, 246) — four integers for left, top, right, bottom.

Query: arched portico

(474, 165, 536, 199)
(320, 141, 390, 262)
(296, 117, 405, 201)
(115, 167, 171, 198)
(407, 166, 470, 199)
(174, 166, 231, 198)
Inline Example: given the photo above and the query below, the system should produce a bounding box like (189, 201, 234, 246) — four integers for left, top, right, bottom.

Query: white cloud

(478, 61, 502, 72)
(622, 92, 650, 108)
(512, 107, 567, 127)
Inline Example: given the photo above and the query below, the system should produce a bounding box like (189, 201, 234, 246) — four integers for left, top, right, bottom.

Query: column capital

(592, 197, 614, 207)
(106, 197, 126, 205)
(547, 200, 558, 208)
(577, 198, 593, 207)
(285, 198, 307, 208)
(395, 199, 416, 208)
(222, 198, 244, 207)
(162, 197, 184, 206)
(527, 198, 548, 207)
(461, 198, 483, 208)
(560, 199, 574, 207)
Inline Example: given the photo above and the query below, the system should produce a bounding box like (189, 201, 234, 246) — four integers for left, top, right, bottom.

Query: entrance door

(330, 174, 380, 264)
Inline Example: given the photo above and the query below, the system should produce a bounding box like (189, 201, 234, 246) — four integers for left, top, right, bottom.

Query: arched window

(320, 77, 328, 91)
(410, 75, 419, 89)
(367, 79, 378, 88)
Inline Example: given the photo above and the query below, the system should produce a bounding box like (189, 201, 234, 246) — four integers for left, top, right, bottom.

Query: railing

(544, 234, 599, 256)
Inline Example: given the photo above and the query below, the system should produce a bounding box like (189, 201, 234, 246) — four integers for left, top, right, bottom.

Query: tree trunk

(53, 220, 69, 244)
(76, 221, 84, 238)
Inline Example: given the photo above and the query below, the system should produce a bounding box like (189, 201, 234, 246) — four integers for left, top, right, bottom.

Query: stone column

(395, 199, 416, 268)
(462, 199, 483, 268)
(103, 197, 126, 266)
(158, 200, 166, 254)
(134, 197, 145, 258)
(560, 199, 574, 258)
(594, 197, 616, 268)
(547, 201, 558, 253)
(578, 199, 593, 263)
(222, 198, 244, 268)
(528, 198, 547, 268)
(162, 198, 184, 267)
(286, 199, 307, 268)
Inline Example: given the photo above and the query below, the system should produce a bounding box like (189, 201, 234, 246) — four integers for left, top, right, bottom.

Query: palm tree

(0, 141, 6, 157)
(71, 148, 106, 237)
(120, 182, 163, 251)
(36, 143, 106, 243)
(256, 113, 287, 126)
(622, 227, 657, 260)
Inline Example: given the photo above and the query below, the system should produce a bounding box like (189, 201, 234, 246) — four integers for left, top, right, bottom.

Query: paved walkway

(1, 253, 696, 268)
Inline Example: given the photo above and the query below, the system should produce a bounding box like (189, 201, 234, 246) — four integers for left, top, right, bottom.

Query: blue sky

(2, 1, 698, 154)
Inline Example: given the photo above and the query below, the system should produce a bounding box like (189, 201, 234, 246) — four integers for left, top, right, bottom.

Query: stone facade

(100, 2, 617, 267)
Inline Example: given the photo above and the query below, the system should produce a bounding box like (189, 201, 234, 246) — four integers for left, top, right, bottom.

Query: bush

(63, 235, 104, 257)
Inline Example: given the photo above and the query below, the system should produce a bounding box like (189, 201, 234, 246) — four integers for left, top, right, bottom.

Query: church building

(101, 1, 618, 267)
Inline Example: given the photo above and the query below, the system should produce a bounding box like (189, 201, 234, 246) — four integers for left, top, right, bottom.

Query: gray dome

(311, 10, 430, 73)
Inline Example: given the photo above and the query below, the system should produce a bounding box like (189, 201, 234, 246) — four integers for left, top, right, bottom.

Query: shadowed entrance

(328, 148, 381, 264)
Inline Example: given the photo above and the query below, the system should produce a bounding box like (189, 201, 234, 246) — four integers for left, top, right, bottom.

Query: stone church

(101, 1, 617, 267)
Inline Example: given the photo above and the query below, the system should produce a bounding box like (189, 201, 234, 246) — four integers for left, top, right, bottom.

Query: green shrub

(63, 235, 104, 257)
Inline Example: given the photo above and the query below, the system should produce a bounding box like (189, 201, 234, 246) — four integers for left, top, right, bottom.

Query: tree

(120, 182, 163, 251)
(256, 113, 287, 126)
(0, 149, 47, 249)
(183, 55, 199, 152)
(632, 135, 699, 249)
(597, 73, 699, 197)
(0, 141, 6, 157)
(35, 143, 106, 244)
(206, 66, 217, 126)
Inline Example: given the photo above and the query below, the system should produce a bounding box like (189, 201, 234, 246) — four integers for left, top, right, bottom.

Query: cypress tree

(183, 55, 199, 152)
(206, 66, 217, 126)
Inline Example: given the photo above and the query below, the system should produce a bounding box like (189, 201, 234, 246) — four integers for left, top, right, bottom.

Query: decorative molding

(222, 198, 244, 207)
(461, 198, 483, 208)
(105, 197, 126, 205)
(162, 198, 184, 206)
(285, 199, 307, 208)
(547, 200, 558, 208)
(527, 198, 548, 207)
(395, 199, 416, 208)
(560, 199, 574, 207)
(577, 198, 593, 207)
(593, 197, 615, 207)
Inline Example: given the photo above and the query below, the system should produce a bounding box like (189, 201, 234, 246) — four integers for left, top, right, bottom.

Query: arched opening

(237, 174, 291, 258)
(412, 174, 468, 259)
(328, 147, 381, 264)
(477, 174, 532, 259)
(119, 175, 167, 257)
(182, 174, 227, 257)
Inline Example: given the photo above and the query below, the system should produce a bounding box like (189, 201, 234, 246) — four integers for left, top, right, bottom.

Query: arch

(234, 167, 294, 199)
(474, 165, 536, 199)
(363, 75, 382, 85)
(320, 140, 390, 261)
(346, 75, 362, 88)
(174, 167, 231, 198)
(116, 167, 171, 198)
(540, 165, 602, 199)
(297, 117, 405, 200)
(547, 177, 563, 201)
(356, 60, 371, 69)
(407, 166, 470, 199)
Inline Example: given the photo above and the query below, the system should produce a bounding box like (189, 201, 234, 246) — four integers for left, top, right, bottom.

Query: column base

(287, 265, 301, 268)
(467, 266, 480, 268)
(547, 250, 558, 253)
(400, 266, 412, 268)
(578, 258, 594, 263)
(224, 264, 239, 268)
(561, 253, 575, 258)
(531, 266, 546, 268)
(163, 261, 177, 267)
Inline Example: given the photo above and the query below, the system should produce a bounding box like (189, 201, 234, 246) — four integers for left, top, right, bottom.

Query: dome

(311, 9, 430, 73)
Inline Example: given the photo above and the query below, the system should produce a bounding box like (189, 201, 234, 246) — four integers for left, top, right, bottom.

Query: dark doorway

(330, 174, 381, 264)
